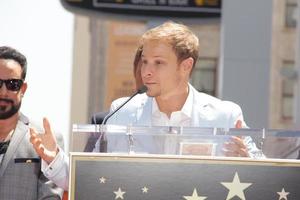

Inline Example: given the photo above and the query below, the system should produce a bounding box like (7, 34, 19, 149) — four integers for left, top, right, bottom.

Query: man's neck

(0, 114, 19, 141)
(155, 86, 189, 118)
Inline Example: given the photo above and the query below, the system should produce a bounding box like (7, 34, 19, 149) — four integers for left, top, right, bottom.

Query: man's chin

(146, 91, 159, 98)
(0, 104, 21, 120)
(0, 111, 18, 120)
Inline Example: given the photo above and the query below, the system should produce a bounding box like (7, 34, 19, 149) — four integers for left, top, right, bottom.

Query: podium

(69, 125, 300, 200)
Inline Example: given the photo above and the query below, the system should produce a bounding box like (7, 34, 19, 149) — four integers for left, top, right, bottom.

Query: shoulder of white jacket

(220, 100, 242, 112)
(193, 89, 241, 112)
(193, 88, 222, 106)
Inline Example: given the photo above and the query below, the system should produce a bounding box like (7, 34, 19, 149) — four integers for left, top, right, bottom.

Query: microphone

(102, 85, 148, 125)
(97, 85, 148, 152)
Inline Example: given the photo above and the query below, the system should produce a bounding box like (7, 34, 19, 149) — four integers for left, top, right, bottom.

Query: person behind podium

(106, 21, 262, 158)
(0, 46, 63, 199)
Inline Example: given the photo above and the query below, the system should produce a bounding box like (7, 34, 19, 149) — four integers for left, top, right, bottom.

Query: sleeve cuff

(42, 147, 65, 177)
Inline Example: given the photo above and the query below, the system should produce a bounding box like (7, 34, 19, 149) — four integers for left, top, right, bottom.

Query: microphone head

(137, 85, 148, 94)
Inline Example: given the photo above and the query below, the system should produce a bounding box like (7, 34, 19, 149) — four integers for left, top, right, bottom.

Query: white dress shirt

(151, 88, 193, 127)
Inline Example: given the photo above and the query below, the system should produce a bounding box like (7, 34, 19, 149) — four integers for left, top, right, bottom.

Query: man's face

(141, 41, 189, 99)
(0, 59, 27, 120)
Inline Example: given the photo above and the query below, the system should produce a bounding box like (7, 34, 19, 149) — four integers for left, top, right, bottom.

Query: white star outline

(183, 188, 207, 200)
(114, 187, 126, 199)
(99, 177, 106, 184)
(141, 186, 149, 193)
(221, 172, 252, 200)
(277, 188, 289, 200)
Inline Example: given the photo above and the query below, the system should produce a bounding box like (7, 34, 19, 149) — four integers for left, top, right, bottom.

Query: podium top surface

(72, 124, 300, 137)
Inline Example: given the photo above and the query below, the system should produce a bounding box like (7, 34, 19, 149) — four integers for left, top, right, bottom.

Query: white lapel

(135, 94, 152, 126)
(189, 85, 219, 127)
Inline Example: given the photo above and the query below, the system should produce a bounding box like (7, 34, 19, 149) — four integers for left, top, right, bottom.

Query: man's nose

(142, 64, 154, 78)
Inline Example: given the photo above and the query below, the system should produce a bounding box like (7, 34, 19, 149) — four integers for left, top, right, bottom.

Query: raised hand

(223, 120, 249, 157)
(30, 117, 59, 164)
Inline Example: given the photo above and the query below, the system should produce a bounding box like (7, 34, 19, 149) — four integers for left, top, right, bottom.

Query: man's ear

(181, 57, 194, 75)
(20, 82, 27, 97)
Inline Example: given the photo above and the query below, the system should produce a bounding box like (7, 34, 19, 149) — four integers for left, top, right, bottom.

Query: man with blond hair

(107, 21, 261, 157)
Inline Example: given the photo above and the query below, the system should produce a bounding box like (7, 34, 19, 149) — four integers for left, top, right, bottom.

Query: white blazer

(107, 84, 247, 129)
(104, 85, 265, 158)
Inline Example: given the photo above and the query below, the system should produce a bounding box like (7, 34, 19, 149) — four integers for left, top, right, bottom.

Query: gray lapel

(0, 114, 29, 177)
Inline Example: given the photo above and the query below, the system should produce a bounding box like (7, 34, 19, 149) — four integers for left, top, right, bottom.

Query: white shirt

(41, 147, 69, 191)
(151, 88, 193, 127)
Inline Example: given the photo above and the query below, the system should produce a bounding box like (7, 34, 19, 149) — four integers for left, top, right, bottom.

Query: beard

(0, 98, 21, 120)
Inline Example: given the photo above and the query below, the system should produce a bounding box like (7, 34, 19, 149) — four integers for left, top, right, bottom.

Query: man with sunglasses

(0, 46, 64, 199)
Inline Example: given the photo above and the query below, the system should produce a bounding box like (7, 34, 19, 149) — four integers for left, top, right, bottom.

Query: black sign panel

(70, 154, 300, 200)
(61, 0, 221, 18)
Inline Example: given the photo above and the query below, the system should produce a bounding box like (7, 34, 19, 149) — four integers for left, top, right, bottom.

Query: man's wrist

(44, 146, 60, 164)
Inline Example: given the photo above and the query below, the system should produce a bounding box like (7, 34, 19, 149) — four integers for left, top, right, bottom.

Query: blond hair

(140, 21, 199, 70)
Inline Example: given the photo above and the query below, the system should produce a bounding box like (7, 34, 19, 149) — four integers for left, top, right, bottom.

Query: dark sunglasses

(0, 79, 24, 91)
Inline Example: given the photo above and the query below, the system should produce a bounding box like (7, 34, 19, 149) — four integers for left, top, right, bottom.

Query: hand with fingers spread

(222, 120, 250, 157)
(30, 118, 59, 164)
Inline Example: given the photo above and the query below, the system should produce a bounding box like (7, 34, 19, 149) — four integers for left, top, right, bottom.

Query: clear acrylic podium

(69, 125, 300, 200)
(71, 124, 300, 159)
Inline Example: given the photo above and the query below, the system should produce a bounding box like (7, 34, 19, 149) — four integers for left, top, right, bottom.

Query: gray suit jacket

(0, 114, 63, 200)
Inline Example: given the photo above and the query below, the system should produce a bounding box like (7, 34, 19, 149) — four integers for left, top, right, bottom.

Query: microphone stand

(99, 85, 148, 152)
